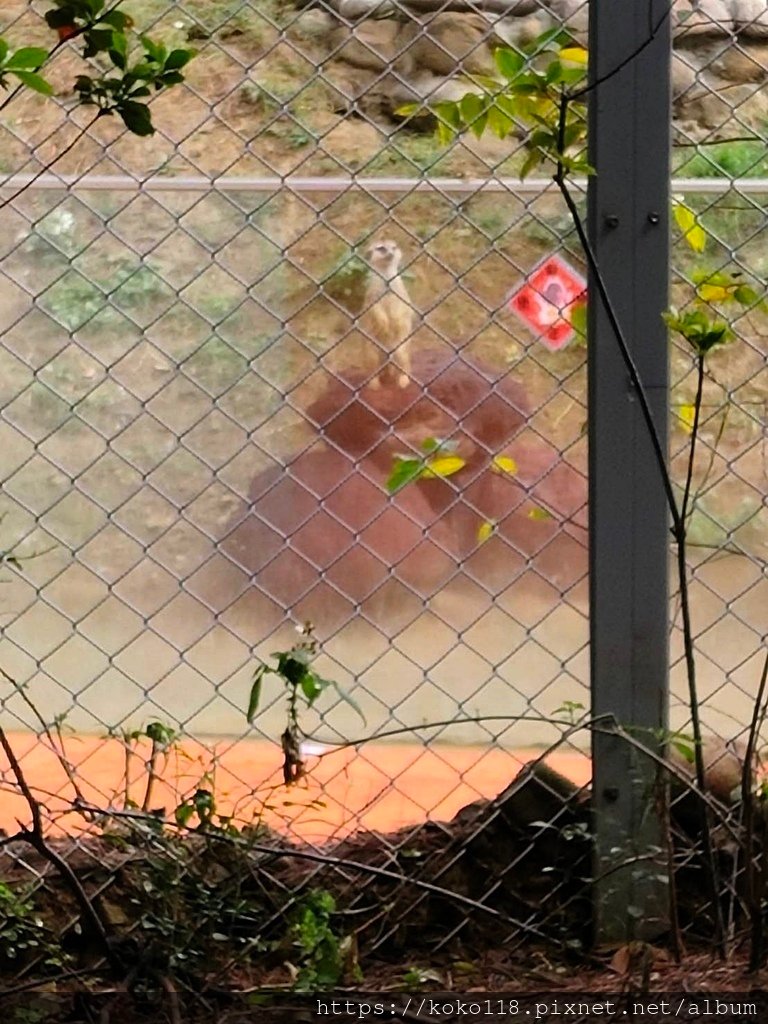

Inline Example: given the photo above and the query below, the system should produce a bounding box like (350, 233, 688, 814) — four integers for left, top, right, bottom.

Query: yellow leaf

(492, 455, 518, 475)
(527, 507, 553, 521)
(672, 201, 706, 253)
(678, 404, 695, 434)
(559, 46, 588, 66)
(477, 520, 495, 544)
(697, 283, 731, 303)
(422, 455, 466, 478)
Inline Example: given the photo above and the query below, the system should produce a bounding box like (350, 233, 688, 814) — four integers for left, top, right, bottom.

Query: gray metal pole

(587, 1, 671, 942)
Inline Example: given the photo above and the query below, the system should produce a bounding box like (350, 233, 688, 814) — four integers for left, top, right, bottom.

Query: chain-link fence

(0, 0, 766, 1003)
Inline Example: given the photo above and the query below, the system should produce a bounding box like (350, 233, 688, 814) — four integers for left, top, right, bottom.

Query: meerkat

(361, 239, 414, 389)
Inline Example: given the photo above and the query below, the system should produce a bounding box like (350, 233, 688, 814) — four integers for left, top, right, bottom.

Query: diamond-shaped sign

(508, 255, 587, 351)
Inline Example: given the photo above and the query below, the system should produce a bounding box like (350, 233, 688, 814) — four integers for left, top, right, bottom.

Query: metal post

(587, 1, 671, 942)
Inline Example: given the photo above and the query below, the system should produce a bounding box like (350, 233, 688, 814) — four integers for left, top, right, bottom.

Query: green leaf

(569, 300, 587, 338)
(470, 110, 488, 139)
(560, 65, 588, 85)
(141, 35, 167, 64)
(108, 47, 126, 70)
(129, 62, 157, 80)
(529, 26, 567, 53)
(165, 48, 194, 71)
(99, 10, 131, 30)
(544, 59, 564, 85)
(117, 100, 154, 136)
(460, 91, 484, 125)
(670, 734, 695, 763)
(159, 70, 185, 86)
(83, 28, 115, 57)
(10, 71, 53, 95)
(6, 47, 48, 70)
(0, 40, 8, 65)
(146, 721, 175, 746)
(562, 121, 587, 148)
(175, 802, 194, 827)
(734, 284, 760, 306)
(469, 73, 504, 92)
(494, 47, 525, 81)
(110, 30, 127, 56)
(433, 100, 461, 146)
(332, 681, 366, 724)
(386, 456, 424, 494)
(519, 148, 543, 179)
(300, 671, 323, 706)
(247, 666, 265, 723)
(193, 789, 214, 817)
(487, 102, 515, 139)
(277, 653, 309, 686)
(45, 8, 82, 30)
(419, 436, 441, 453)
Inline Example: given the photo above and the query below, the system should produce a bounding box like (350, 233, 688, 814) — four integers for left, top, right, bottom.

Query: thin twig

(0, 114, 102, 214)
(0, 668, 89, 812)
(681, 354, 705, 524)
(0, 726, 115, 966)
(161, 976, 183, 1024)
(569, 0, 674, 102)
(743, 648, 768, 971)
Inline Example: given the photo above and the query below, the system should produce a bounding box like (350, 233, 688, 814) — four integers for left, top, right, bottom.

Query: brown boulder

(219, 349, 587, 632)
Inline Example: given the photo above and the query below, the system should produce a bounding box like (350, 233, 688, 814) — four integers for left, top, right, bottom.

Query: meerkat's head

(367, 239, 402, 279)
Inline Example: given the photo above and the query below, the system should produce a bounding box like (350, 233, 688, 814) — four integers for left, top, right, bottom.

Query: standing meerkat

(361, 239, 414, 389)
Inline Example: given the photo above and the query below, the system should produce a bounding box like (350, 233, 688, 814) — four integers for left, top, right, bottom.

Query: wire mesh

(0, 0, 764, 996)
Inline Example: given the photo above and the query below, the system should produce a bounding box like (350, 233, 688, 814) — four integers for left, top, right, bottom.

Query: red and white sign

(508, 256, 587, 351)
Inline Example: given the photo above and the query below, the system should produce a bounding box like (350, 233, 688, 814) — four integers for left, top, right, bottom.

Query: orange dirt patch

(0, 733, 591, 842)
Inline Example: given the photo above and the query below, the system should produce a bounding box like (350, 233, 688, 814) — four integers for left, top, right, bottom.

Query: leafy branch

(0, 1, 196, 213)
(386, 436, 466, 493)
(398, 29, 590, 179)
(247, 623, 364, 786)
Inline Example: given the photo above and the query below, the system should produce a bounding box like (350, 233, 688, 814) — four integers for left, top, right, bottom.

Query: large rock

(220, 349, 587, 634)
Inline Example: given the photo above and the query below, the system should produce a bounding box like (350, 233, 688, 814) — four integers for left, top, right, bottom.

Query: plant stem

(744, 649, 768, 971)
(0, 726, 115, 965)
(681, 354, 705, 524)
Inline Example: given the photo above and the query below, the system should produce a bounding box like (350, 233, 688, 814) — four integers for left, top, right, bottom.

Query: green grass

(674, 139, 768, 178)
